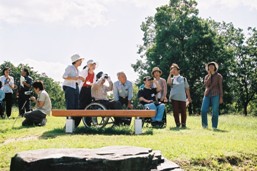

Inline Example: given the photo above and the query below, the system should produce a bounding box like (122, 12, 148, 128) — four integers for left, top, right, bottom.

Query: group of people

(0, 54, 223, 129)
(0, 67, 52, 126)
(62, 54, 223, 129)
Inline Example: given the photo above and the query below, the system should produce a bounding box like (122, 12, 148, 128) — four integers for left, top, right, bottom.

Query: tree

(0, 61, 65, 109)
(132, 0, 233, 114)
(230, 28, 257, 115)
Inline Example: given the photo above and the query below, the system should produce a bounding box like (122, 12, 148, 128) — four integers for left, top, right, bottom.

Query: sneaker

(36, 118, 47, 126)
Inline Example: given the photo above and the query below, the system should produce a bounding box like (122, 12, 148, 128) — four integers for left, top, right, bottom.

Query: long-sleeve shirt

(0, 75, 14, 93)
(91, 78, 113, 101)
(154, 77, 167, 100)
(0, 90, 5, 102)
(113, 80, 133, 101)
(204, 72, 223, 97)
(62, 65, 80, 89)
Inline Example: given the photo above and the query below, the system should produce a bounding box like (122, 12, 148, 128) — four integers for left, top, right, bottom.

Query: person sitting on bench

(113, 71, 133, 125)
(138, 76, 165, 126)
(91, 72, 122, 125)
(22, 80, 52, 126)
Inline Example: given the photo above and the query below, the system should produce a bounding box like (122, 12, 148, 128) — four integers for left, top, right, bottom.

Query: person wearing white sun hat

(62, 54, 85, 127)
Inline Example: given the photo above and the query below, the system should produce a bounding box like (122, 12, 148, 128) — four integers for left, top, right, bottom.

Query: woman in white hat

(151, 67, 167, 103)
(62, 54, 84, 127)
(201, 62, 223, 130)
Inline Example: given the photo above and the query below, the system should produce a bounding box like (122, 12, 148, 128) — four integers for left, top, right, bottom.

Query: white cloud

(0, 0, 109, 27)
(198, 0, 257, 11)
(0, 0, 169, 27)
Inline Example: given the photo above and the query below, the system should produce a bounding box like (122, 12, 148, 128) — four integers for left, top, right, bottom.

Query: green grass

(0, 109, 257, 171)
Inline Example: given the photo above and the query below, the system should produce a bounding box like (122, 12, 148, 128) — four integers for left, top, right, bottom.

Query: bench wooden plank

(52, 110, 155, 118)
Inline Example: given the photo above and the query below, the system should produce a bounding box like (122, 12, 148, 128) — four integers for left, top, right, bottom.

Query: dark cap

(143, 76, 154, 81)
(96, 71, 103, 80)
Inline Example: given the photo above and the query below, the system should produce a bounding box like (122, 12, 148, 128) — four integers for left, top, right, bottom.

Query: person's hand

(219, 97, 223, 104)
(30, 96, 36, 102)
(127, 103, 133, 109)
(107, 76, 111, 82)
(78, 76, 85, 82)
(147, 100, 153, 103)
(163, 97, 168, 103)
(188, 97, 192, 103)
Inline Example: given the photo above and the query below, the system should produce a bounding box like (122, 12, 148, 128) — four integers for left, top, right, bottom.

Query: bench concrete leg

(65, 117, 75, 133)
(135, 117, 142, 135)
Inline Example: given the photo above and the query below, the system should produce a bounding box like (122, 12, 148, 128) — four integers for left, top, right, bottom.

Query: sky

(0, 0, 257, 83)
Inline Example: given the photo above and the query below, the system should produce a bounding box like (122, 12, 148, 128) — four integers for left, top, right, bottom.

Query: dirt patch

(2, 136, 39, 145)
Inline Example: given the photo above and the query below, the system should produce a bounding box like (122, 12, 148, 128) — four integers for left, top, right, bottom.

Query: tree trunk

(243, 103, 248, 116)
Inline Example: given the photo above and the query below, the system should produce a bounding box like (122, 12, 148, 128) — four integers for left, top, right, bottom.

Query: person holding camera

(201, 62, 223, 130)
(18, 68, 33, 117)
(0, 67, 15, 118)
(62, 54, 85, 127)
(91, 71, 123, 125)
(22, 80, 52, 126)
(167, 63, 192, 128)
(138, 76, 165, 126)
(0, 81, 5, 118)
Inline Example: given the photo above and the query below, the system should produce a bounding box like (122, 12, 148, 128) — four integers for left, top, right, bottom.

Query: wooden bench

(52, 109, 155, 134)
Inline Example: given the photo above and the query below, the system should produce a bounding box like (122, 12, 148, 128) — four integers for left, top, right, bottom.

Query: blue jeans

(144, 103, 165, 122)
(63, 86, 79, 110)
(201, 95, 220, 129)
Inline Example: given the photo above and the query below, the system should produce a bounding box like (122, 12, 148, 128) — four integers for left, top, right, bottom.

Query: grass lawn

(0, 109, 256, 171)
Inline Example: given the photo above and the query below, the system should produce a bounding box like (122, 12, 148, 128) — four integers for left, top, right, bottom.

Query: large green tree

(132, 0, 233, 114)
(0, 61, 65, 109)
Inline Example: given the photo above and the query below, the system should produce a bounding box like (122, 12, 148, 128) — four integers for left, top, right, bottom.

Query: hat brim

(205, 62, 219, 72)
(152, 70, 162, 76)
(72, 57, 84, 63)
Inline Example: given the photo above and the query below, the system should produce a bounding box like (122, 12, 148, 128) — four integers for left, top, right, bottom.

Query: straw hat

(170, 63, 180, 70)
(151, 67, 162, 76)
(205, 62, 219, 72)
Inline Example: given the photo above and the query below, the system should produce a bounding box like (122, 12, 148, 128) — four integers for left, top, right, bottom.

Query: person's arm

(23, 77, 32, 88)
(63, 66, 84, 82)
(219, 75, 223, 104)
(138, 90, 153, 103)
(167, 71, 173, 86)
(0, 92, 5, 101)
(113, 82, 119, 101)
(30, 96, 45, 108)
(127, 82, 133, 108)
(161, 79, 168, 102)
(204, 74, 211, 87)
(106, 77, 113, 91)
(184, 78, 192, 103)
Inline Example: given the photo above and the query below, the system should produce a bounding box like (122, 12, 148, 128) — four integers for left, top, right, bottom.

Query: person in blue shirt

(113, 72, 133, 125)
(113, 72, 133, 109)
(0, 67, 15, 118)
(0, 81, 5, 118)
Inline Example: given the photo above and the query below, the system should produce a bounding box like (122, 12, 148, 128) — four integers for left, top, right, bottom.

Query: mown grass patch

(0, 111, 256, 171)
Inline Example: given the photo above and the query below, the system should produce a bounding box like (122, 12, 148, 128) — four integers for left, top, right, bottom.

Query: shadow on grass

(213, 128, 229, 133)
(40, 126, 153, 139)
(169, 127, 191, 131)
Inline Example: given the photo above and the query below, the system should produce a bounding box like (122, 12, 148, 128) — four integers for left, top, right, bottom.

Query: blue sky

(0, 0, 256, 82)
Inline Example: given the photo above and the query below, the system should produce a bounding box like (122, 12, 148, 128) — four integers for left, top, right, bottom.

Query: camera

(24, 91, 34, 96)
(104, 74, 109, 79)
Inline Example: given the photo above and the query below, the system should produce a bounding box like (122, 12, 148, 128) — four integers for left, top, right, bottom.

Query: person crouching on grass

(22, 80, 52, 127)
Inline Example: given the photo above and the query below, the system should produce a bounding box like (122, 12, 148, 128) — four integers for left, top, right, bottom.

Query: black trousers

(18, 91, 31, 116)
(0, 102, 3, 117)
(3, 93, 13, 117)
(22, 110, 46, 126)
(96, 100, 123, 125)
